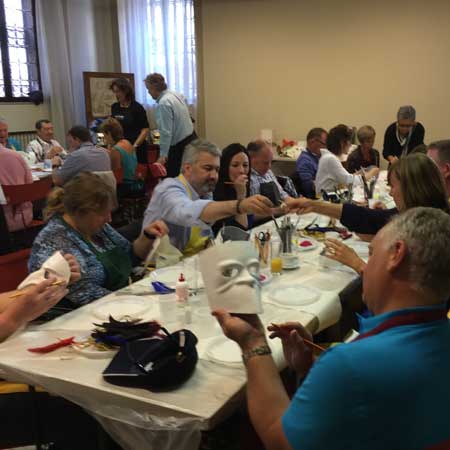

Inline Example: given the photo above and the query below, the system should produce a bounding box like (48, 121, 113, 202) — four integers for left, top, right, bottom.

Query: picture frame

(83, 71, 135, 125)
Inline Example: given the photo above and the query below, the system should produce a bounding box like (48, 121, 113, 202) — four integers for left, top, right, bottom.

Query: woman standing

(110, 78, 149, 163)
(213, 143, 252, 234)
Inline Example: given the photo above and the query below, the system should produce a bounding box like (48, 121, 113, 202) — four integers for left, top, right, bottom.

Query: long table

(0, 175, 392, 450)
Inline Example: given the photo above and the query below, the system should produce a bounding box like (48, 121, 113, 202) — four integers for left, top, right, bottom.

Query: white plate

(150, 266, 204, 289)
(267, 284, 320, 307)
(72, 337, 118, 359)
(204, 335, 242, 367)
(295, 238, 318, 252)
(92, 296, 156, 321)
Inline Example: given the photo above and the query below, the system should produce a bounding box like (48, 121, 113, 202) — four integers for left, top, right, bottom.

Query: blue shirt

(29, 216, 132, 307)
(55, 142, 111, 184)
(6, 137, 22, 151)
(282, 304, 450, 450)
(296, 149, 319, 198)
(142, 176, 213, 252)
(155, 90, 194, 157)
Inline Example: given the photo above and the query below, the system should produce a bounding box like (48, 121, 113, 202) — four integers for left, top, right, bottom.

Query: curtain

(35, 0, 119, 142)
(117, 0, 197, 107)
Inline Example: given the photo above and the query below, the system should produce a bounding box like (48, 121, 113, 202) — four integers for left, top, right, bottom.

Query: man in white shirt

(25, 120, 66, 164)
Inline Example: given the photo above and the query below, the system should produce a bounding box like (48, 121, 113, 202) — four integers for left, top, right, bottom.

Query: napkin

(18, 251, 71, 289)
(154, 236, 183, 268)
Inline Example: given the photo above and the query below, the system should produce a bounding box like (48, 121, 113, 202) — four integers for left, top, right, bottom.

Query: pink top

(0, 147, 33, 231)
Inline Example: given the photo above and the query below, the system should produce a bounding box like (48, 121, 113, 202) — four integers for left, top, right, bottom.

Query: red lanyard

(355, 308, 447, 342)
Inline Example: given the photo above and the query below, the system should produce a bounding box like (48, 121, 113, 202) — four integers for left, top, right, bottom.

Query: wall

(199, 0, 450, 156)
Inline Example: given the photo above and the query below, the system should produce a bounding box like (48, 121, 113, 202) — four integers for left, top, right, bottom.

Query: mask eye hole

(222, 265, 241, 278)
(247, 262, 259, 276)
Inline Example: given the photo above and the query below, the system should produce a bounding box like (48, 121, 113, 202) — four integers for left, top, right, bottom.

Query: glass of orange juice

(270, 240, 283, 275)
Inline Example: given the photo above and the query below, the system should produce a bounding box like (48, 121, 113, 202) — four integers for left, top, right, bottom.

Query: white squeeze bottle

(175, 273, 188, 304)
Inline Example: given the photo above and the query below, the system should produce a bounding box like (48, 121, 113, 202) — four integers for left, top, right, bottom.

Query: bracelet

(236, 199, 243, 214)
(242, 344, 272, 365)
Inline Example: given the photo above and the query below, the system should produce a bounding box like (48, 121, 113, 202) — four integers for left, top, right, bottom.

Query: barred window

(0, 0, 41, 101)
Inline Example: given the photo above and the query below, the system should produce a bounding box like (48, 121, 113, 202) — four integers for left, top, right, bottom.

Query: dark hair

(35, 119, 51, 130)
(214, 143, 250, 201)
(306, 127, 327, 142)
(326, 124, 353, 155)
(428, 140, 450, 165)
(68, 125, 92, 143)
(45, 173, 115, 220)
(100, 118, 124, 143)
(144, 73, 168, 92)
(110, 77, 135, 102)
(388, 153, 450, 213)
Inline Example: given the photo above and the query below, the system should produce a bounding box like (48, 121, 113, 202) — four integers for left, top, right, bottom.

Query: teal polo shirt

(282, 304, 450, 450)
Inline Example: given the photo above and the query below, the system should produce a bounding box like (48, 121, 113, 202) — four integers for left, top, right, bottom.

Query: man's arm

(382, 125, 398, 163)
(157, 104, 174, 158)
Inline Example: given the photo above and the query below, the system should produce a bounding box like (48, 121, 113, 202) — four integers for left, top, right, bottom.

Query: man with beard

(143, 139, 273, 256)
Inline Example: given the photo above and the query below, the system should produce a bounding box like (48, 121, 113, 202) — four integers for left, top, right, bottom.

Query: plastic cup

(158, 294, 178, 323)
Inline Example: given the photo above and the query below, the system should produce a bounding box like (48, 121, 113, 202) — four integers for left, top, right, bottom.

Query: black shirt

(341, 203, 398, 235)
(382, 122, 425, 161)
(111, 100, 149, 145)
(347, 146, 380, 174)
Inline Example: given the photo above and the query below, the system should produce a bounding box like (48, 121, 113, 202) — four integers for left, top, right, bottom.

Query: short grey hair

(397, 105, 416, 121)
(384, 207, 450, 301)
(428, 140, 450, 165)
(0, 117, 8, 126)
(181, 139, 221, 167)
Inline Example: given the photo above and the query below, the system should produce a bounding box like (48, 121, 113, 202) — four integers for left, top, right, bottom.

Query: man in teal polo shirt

(213, 207, 450, 450)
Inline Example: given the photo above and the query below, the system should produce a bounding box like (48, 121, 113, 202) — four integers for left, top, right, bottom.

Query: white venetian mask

(199, 241, 262, 314)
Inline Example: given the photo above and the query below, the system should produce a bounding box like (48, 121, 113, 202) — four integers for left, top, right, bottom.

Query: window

(0, 0, 41, 101)
(146, 0, 196, 105)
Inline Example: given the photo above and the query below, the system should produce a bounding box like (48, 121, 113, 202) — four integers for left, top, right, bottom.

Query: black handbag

(103, 328, 198, 391)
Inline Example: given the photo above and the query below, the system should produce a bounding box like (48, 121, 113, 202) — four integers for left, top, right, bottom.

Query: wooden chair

(0, 248, 31, 293)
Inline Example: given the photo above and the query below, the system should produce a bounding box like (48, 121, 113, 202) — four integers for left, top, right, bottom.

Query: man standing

(143, 139, 273, 256)
(144, 73, 197, 177)
(295, 128, 327, 198)
(0, 118, 22, 151)
(26, 119, 66, 164)
(427, 140, 450, 193)
(214, 207, 450, 450)
(247, 140, 297, 206)
(52, 125, 111, 186)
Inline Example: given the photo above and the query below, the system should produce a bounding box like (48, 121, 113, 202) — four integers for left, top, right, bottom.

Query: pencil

(9, 280, 65, 298)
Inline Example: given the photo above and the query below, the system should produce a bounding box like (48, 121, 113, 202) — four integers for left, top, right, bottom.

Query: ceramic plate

(92, 296, 157, 321)
(295, 238, 318, 252)
(150, 266, 204, 289)
(204, 335, 242, 367)
(267, 284, 320, 307)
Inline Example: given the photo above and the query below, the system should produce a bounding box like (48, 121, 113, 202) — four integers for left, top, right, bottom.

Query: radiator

(9, 130, 36, 150)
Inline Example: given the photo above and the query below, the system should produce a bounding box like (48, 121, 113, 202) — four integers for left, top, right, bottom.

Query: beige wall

(199, 0, 450, 157)
(2, 103, 50, 132)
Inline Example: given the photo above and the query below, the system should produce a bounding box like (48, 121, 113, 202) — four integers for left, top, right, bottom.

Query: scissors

(257, 231, 271, 243)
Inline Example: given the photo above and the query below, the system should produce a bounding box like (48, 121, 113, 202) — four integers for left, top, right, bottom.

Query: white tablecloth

(0, 212, 372, 450)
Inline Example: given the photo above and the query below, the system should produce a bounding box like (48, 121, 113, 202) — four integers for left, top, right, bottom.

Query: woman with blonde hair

(29, 173, 168, 311)
(347, 125, 380, 173)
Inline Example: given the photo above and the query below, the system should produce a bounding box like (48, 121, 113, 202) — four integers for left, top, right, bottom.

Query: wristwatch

(242, 344, 272, 365)
(143, 230, 156, 240)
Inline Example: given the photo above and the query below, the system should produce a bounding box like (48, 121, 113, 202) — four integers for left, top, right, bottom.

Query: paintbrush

(9, 280, 65, 299)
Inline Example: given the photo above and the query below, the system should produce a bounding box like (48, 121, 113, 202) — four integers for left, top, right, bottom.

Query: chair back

(147, 144, 160, 164)
(0, 248, 31, 293)
(112, 167, 124, 184)
(2, 177, 52, 206)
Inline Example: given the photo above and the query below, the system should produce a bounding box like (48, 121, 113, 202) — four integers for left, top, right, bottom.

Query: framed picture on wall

(83, 71, 135, 125)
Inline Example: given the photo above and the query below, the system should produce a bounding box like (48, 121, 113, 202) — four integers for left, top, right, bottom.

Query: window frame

(0, 0, 42, 103)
